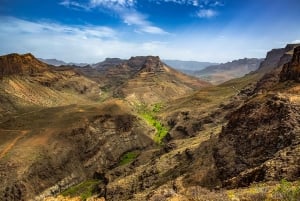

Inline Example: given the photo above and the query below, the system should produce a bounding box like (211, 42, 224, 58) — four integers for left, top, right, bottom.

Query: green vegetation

(119, 151, 138, 165)
(152, 103, 163, 113)
(274, 179, 300, 201)
(61, 180, 100, 200)
(138, 103, 169, 145)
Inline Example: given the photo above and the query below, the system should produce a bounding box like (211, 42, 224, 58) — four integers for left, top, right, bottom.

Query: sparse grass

(141, 112, 168, 144)
(61, 180, 100, 201)
(273, 179, 300, 201)
(119, 151, 138, 165)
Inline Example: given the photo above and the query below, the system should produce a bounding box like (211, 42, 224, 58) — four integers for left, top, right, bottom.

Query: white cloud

(1, 16, 280, 63)
(90, 0, 136, 8)
(59, 0, 168, 35)
(141, 26, 168, 34)
(123, 12, 168, 34)
(292, 39, 300, 44)
(197, 9, 217, 18)
(0, 17, 171, 62)
(59, 0, 91, 10)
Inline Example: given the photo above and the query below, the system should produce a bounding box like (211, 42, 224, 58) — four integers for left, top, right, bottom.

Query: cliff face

(0, 53, 49, 77)
(256, 48, 286, 74)
(280, 46, 300, 82)
(254, 44, 300, 93)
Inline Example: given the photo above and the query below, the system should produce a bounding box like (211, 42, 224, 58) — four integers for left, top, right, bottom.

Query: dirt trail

(0, 130, 29, 159)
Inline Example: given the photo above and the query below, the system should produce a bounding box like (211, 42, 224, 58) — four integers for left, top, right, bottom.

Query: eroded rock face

(214, 94, 300, 187)
(280, 46, 300, 82)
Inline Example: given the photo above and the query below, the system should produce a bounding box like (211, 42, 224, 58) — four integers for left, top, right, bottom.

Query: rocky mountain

(1, 53, 49, 77)
(77, 56, 211, 104)
(114, 56, 211, 105)
(0, 53, 101, 117)
(1, 45, 300, 201)
(195, 58, 263, 84)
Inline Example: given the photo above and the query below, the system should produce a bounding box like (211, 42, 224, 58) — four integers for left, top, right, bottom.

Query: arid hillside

(0, 45, 300, 201)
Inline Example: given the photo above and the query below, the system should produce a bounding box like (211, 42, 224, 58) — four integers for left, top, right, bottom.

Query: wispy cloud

(59, 0, 91, 10)
(197, 9, 218, 18)
(123, 12, 168, 34)
(90, 0, 136, 8)
(59, 0, 168, 35)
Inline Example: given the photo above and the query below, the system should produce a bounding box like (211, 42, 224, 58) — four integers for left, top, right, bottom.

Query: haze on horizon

(1, 0, 300, 63)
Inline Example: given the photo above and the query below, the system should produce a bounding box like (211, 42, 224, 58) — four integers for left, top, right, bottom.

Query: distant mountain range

(163, 59, 218, 71)
(38, 58, 88, 67)
(195, 58, 264, 84)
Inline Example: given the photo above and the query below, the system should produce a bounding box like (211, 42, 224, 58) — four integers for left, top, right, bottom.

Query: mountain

(195, 58, 263, 84)
(163, 59, 218, 71)
(1, 53, 49, 77)
(0, 53, 101, 117)
(38, 58, 89, 67)
(1, 46, 300, 201)
(77, 56, 211, 104)
(114, 56, 211, 105)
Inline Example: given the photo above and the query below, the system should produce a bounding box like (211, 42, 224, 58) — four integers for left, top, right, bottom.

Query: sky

(1, 0, 300, 63)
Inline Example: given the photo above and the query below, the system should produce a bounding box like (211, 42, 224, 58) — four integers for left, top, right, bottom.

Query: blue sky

(1, 0, 300, 63)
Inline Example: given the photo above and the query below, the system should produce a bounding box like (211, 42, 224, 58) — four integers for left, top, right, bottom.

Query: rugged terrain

(1, 44, 300, 201)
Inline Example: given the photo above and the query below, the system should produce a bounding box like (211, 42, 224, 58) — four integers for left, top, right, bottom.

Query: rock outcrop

(280, 46, 300, 82)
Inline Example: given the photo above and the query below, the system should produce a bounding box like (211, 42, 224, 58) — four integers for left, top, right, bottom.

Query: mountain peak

(139, 56, 164, 73)
(0, 53, 49, 77)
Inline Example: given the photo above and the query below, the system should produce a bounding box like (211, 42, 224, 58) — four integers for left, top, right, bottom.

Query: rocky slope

(214, 45, 300, 188)
(0, 101, 154, 201)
